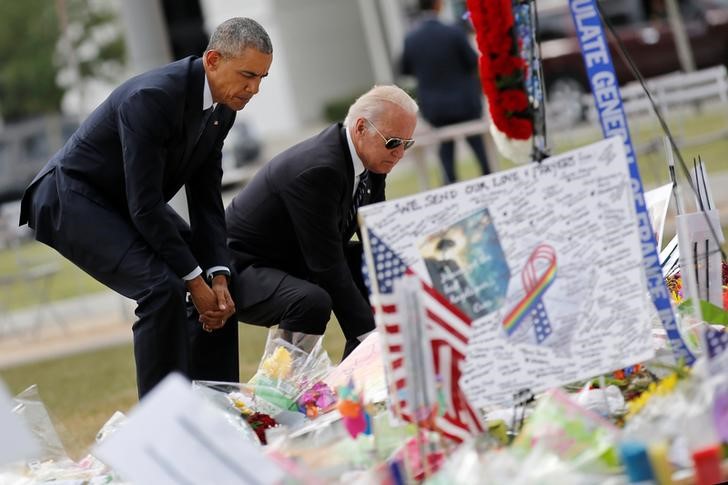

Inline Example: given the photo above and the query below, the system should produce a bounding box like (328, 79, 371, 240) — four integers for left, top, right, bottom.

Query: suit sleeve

(186, 111, 235, 271)
(401, 38, 413, 76)
(117, 89, 199, 278)
(282, 165, 374, 340)
(457, 30, 479, 72)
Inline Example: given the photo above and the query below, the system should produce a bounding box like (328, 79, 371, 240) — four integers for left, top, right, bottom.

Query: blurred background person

(401, 0, 490, 184)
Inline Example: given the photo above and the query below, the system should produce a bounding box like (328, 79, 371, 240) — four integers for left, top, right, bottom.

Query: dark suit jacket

(402, 15, 483, 125)
(19, 57, 235, 278)
(226, 123, 385, 335)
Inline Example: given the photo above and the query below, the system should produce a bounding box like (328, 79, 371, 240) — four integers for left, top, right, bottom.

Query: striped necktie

(343, 170, 369, 237)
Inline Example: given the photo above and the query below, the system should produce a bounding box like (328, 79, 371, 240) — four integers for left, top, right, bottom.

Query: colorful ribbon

(503, 244, 557, 343)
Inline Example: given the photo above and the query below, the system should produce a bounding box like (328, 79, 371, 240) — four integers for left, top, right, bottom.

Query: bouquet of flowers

(248, 328, 334, 413)
(666, 261, 728, 309)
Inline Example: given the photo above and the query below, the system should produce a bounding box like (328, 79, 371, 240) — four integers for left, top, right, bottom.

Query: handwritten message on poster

(360, 138, 655, 407)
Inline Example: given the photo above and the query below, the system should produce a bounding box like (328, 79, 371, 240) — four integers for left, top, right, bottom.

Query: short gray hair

(206, 17, 272, 57)
(344, 85, 419, 127)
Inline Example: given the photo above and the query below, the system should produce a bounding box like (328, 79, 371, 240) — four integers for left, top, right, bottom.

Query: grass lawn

(0, 323, 346, 460)
(1, 106, 726, 460)
(0, 243, 105, 311)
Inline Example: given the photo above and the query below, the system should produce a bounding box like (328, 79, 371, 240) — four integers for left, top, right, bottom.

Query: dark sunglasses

(365, 118, 415, 151)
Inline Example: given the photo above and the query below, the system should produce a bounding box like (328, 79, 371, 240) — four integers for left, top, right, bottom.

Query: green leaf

(678, 298, 728, 326)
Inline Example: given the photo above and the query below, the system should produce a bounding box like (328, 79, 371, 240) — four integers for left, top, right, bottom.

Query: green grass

(0, 323, 345, 459)
(0, 243, 105, 311)
(548, 108, 728, 189)
(1, 107, 726, 460)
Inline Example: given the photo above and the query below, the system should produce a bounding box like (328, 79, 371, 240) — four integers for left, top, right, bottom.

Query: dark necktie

(343, 170, 369, 237)
(195, 106, 215, 145)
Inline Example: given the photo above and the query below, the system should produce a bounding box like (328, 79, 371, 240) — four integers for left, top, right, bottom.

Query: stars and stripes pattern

(705, 326, 728, 359)
(502, 244, 557, 344)
(365, 230, 484, 442)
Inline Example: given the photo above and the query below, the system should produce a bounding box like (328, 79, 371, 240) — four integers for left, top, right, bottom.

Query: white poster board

(0, 381, 40, 467)
(95, 373, 284, 485)
(360, 138, 655, 407)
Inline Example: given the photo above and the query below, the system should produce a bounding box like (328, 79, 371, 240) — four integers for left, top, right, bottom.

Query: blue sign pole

(568, 0, 695, 365)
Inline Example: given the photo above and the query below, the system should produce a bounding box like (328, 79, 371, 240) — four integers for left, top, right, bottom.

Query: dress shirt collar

(345, 124, 365, 176)
(203, 73, 216, 111)
(345, 124, 366, 195)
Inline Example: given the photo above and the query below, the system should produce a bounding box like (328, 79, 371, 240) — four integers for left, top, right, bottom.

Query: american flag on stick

(364, 229, 484, 443)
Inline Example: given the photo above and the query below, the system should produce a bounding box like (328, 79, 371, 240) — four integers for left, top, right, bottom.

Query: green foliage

(58, 0, 126, 85)
(323, 93, 359, 123)
(0, 0, 63, 120)
(322, 85, 418, 123)
(0, 0, 125, 121)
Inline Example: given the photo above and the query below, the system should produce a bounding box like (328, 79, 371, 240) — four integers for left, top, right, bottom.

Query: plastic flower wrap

(512, 389, 621, 473)
(261, 346, 294, 381)
(248, 328, 333, 413)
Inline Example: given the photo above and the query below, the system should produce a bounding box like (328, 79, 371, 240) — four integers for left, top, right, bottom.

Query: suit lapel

(338, 124, 355, 235)
(187, 104, 227, 164)
(181, 59, 207, 164)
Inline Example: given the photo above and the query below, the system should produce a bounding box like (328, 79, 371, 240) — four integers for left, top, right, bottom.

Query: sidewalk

(0, 291, 134, 369)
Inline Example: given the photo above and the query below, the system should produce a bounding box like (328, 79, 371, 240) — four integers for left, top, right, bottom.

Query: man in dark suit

(19, 18, 273, 398)
(402, 0, 490, 184)
(226, 85, 418, 359)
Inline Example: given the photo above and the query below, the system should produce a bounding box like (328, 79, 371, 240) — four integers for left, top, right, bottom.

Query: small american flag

(364, 229, 484, 442)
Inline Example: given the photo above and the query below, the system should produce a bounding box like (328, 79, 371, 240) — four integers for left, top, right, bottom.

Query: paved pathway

(0, 291, 134, 369)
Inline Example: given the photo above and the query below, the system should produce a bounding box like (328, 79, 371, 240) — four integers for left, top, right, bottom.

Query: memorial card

(360, 138, 654, 407)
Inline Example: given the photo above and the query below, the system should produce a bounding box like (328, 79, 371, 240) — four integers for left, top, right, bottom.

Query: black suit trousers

(231, 242, 371, 339)
(25, 171, 238, 397)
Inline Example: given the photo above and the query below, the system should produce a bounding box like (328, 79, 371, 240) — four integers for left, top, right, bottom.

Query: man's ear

(204, 50, 222, 71)
(355, 117, 366, 136)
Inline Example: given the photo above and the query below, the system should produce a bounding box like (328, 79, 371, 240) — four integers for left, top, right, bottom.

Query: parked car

(0, 116, 78, 204)
(538, 0, 728, 125)
(220, 118, 263, 187)
(0, 114, 261, 201)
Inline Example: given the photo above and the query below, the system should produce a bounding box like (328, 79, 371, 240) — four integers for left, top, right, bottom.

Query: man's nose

(245, 78, 261, 94)
(392, 144, 406, 158)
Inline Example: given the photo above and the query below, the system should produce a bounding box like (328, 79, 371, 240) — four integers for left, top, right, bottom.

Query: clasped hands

(187, 275, 236, 333)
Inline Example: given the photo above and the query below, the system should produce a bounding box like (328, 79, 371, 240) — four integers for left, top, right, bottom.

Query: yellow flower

(626, 372, 679, 418)
(261, 346, 293, 380)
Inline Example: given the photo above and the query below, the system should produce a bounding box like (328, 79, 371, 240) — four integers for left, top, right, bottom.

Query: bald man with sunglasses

(225, 85, 418, 359)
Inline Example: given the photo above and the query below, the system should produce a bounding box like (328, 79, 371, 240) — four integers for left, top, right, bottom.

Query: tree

(0, 0, 63, 121)
(0, 0, 125, 122)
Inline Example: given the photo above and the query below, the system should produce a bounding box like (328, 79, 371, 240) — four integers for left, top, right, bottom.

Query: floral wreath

(467, 0, 535, 163)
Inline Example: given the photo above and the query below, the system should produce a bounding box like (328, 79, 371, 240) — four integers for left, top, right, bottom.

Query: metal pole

(664, 0, 695, 72)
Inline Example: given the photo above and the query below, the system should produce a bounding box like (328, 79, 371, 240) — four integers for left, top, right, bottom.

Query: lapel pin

(213, 120, 219, 126)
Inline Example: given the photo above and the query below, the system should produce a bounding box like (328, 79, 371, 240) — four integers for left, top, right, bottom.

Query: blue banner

(568, 0, 695, 365)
